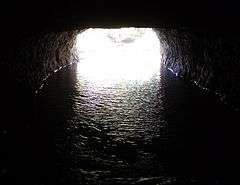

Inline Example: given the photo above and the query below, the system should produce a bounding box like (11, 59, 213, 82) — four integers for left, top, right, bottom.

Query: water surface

(35, 63, 238, 185)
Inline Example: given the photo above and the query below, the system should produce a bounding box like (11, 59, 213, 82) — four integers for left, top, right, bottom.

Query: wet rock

(156, 29, 240, 109)
(4, 31, 80, 94)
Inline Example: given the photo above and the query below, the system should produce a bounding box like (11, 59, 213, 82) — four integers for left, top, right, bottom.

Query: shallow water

(33, 63, 239, 185)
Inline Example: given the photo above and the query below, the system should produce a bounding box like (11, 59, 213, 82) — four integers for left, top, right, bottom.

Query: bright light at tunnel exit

(75, 28, 162, 83)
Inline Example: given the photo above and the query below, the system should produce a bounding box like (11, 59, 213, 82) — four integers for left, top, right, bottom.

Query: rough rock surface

(157, 29, 240, 110)
(3, 31, 79, 94)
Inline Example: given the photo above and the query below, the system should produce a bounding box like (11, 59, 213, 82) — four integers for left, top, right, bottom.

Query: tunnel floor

(4, 63, 240, 185)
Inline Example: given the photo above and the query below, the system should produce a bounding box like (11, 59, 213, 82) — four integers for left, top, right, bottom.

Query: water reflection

(67, 64, 168, 183)
(73, 28, 165, 144)
(61, 29, 169, 183)
(73, 75, 166, 143)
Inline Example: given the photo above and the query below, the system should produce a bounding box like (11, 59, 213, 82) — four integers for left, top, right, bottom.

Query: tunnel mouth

(73, 28, 162, 85)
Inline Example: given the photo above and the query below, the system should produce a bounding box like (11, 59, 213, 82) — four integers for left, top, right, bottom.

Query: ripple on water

(37, 66, 212, 184)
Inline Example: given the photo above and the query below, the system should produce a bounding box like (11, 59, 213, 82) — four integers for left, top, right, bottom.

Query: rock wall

(157, 29, 240, 110)
(2, 28, 240, 110)
(3, 31, 79, 94)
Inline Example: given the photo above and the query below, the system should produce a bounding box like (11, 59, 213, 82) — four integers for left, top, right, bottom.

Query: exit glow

(75, 28, 162, 84)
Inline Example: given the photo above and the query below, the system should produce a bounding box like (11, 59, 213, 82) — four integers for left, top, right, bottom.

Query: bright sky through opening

(75, 28, 162, 84)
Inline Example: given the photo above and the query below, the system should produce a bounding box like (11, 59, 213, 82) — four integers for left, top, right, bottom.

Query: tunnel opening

(74, 28, 162, 84)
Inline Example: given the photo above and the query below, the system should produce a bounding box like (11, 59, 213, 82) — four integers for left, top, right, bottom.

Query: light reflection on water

(73, 28, 165, 145)
(62, 28, 172, 183)
(74, 70, 166, 144)
(67, 64, 169, 184)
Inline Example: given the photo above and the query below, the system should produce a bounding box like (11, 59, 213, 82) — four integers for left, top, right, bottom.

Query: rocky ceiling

(1, 0, 240, 32)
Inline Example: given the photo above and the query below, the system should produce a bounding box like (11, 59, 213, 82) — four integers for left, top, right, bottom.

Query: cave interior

(1, 0, 240, 184)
